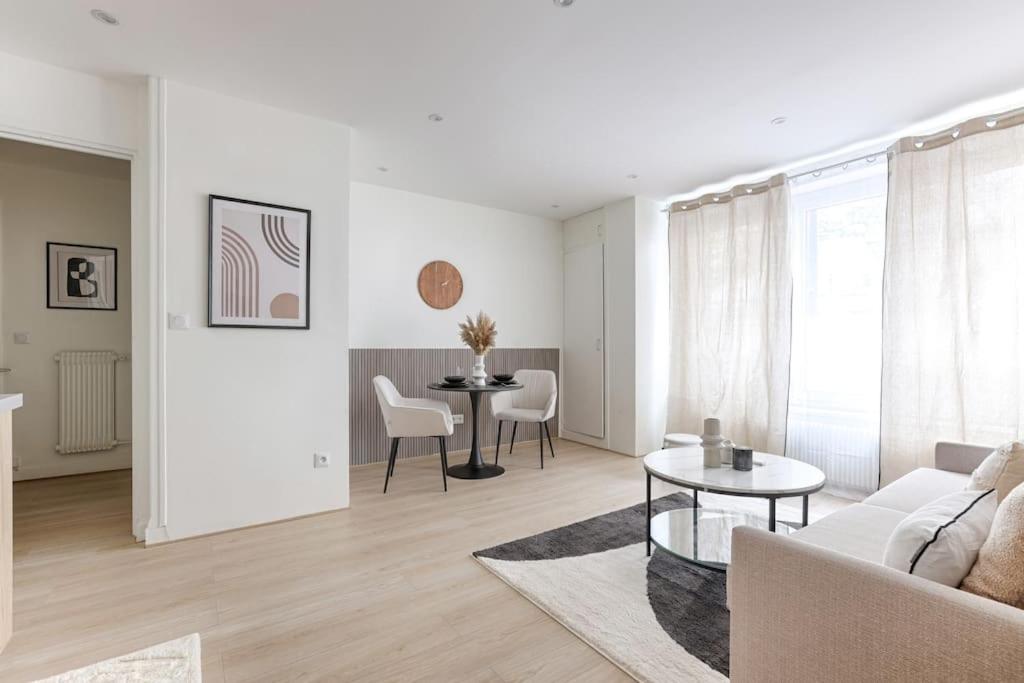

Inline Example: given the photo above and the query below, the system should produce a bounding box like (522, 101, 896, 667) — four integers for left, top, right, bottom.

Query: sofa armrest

(729, 526, 1024, 683)
(934, 441, 991, 474)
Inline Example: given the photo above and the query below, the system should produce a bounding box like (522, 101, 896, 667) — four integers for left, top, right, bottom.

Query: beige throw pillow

(961, 482, 1024, 608)
(967, 441, 1024, 501)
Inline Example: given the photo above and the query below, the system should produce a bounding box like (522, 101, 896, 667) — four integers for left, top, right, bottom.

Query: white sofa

(729, 442, 1024, 682)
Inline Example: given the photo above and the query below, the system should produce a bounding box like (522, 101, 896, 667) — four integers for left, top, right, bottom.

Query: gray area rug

(474, 493, 729, 681)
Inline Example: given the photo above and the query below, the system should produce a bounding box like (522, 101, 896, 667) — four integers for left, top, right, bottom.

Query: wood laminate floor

(0, 440, 850, 681)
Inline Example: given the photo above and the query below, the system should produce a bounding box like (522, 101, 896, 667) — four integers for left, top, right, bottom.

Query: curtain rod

(663, 151, 887, 212)
(787, 149, 886, 181)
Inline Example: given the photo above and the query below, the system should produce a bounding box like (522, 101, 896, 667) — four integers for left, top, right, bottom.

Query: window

(786, 161, 887, 497)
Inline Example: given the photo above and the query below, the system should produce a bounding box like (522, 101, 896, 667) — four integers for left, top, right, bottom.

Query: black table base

(447, 463, 505, 479)
(428, 381, 522, 481)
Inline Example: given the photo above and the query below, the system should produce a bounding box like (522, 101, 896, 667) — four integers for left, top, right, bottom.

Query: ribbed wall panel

(349, 348, 559, 466)
(56, 351, 120, 454)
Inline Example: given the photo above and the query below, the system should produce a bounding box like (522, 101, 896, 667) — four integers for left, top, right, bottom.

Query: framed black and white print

(208, 195, 311, 329)
(46, 242, 117, 310)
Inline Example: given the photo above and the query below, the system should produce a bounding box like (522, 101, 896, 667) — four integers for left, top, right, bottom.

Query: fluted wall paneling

(349, 348, 559, 466)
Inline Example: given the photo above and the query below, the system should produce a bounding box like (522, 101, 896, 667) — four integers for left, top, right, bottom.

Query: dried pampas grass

(459, 311, 497, 356)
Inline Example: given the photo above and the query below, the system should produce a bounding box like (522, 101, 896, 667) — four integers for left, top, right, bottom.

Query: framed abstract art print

(47, 242, 118, 311)
(208, 195, 311, 329)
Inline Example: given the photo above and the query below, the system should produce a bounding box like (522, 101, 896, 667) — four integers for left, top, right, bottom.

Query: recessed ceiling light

(553, 0, 575, 6)
(427, 113, 444, 122)
(377, 166, 389, 172)
(90, 9, 119, 25)
(770, 116, 788, 126)
(626, 174, 638, 180)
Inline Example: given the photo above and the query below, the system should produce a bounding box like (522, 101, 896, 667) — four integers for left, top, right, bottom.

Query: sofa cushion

(967, 441, 1024, 501)
(863, 467, 969, 513)
(791, 503, 908, 563)
(882, 488, 997, 587)
(961, 483, 1024, 607)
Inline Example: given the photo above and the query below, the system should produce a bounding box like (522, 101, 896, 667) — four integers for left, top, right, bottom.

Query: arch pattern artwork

(209, 195, 311, 329)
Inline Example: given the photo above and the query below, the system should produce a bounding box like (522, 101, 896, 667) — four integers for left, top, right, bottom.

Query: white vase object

(701, 418, 724, 468)
(471, 354, 487, 385)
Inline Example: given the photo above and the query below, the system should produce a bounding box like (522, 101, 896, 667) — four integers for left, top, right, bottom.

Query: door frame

(0, 77, 163, 543)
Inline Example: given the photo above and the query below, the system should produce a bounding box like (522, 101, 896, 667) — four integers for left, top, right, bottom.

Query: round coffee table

(643, 447, 825, 569)
(428, 381, 522, 480)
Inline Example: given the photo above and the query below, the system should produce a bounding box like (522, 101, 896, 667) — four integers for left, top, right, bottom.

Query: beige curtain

(667, 175, 792, 453)
(881, 110, 1024, 484)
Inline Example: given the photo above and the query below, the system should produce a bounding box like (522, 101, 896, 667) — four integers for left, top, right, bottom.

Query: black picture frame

(46, 241, 118, 311)
(208, 194, 312, 330)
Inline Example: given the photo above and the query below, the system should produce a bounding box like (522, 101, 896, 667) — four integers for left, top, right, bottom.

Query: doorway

(0, 137, 133, 534)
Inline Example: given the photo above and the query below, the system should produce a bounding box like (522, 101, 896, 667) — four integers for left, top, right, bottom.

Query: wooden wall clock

(417, 260, 463, 310)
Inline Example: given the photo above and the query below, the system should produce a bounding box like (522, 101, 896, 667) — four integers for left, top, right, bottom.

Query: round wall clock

(417, 260, 463, 310)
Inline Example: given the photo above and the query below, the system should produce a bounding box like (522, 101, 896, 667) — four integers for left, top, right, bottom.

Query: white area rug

(34, 633, 201, 682)
(477, 543, 726, 682)
(474, 493, 730, 682)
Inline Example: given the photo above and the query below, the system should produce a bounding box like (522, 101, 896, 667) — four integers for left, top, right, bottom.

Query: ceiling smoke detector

(553, 0, 575, 6)
(377, 166, 389, 172)
(770, 116, 788, 126)
(90, 9, 119, 25)
(427, 113, 444, 122)
(626, 174, 638, 180)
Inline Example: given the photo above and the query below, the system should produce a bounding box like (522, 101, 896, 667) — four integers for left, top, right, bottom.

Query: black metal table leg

(447, 390, 505, 479)
(802, 494, 809, 527)
(768, 498, 776, 532)
(646, 471, 652, 557)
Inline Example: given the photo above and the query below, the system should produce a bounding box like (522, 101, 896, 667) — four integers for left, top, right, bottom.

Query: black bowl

(444, 375, 467, 384)
(493, 373, 515, 383)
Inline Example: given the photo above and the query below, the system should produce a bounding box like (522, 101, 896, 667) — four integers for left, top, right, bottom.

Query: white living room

(0, 2, 1022, 682)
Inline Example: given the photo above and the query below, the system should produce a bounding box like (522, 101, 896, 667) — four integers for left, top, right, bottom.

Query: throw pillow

(967, 441, 1024, 501)
(882, 489, 997, 587)
(960, 483, 1024, 607)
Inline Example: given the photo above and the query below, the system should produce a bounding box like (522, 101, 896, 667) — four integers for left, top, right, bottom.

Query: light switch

(13, 332, 29, 344)
(168, 313, 191, 330)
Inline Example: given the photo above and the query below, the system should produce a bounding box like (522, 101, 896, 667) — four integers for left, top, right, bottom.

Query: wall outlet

(453, 414, 464, 425)
(13, 331, 29, 344)
(313, 452, 331, 468)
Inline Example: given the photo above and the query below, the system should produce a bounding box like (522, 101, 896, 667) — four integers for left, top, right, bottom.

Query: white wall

(161, 80, 350, 540)
(349, 182, 562, 348)
(633, 197, 668, 455)
(0, 147, 132, 480)
(0, 50, 139, 154)
(604, 198, 638, 455)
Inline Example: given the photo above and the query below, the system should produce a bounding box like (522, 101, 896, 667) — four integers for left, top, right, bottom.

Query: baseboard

(13, 461, 132, 481)
(348, 439, 547, 468)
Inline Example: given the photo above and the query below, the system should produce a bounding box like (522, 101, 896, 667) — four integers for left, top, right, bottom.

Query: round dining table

(427, 381, 522, 479)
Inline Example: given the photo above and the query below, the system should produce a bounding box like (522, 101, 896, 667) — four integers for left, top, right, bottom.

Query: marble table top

(644, 447, 825, 496)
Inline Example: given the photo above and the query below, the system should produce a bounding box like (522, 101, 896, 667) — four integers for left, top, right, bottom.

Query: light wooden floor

(0, 440, 849, 681)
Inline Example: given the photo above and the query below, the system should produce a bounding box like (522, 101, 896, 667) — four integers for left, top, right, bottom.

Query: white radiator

(55, 351, 128, 454)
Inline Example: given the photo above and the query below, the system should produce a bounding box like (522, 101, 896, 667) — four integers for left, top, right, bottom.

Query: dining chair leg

(538, 424, 544, 469)
(388, 441, 399, 478)
(544, 421, 556, 458)
(438, 436, 448, 493)
(383, 437, 400, 494)
(495, 420, 503, 466)
(509, 421, 518, 453)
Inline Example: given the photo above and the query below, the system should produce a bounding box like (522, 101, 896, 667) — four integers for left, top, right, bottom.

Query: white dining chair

(490, 369, 557, 469)
(372, 375, 454, 493)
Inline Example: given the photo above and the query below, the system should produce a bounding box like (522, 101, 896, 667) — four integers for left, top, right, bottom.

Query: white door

(563, 243, 605, 438)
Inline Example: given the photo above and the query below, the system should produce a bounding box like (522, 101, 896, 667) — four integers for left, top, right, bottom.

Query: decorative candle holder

(733, 447, 753, 471)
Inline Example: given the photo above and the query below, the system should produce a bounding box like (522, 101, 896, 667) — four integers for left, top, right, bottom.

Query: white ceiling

(2, 1, 1024, 219)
